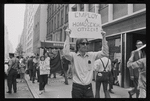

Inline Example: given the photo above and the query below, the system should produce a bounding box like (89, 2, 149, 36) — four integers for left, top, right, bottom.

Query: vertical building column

(95, 4, 99, 13)
(84, 4, 88, 12)
(128, 4, 133, 15)
(77, 4, 80, 11)
(108, 4, 113, 22)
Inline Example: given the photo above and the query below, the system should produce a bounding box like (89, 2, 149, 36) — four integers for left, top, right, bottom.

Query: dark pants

(95, 76, 111, 98)
(129, 78, 140, 98)
(72, 83, 94, 98)
(36, 69, 40, 82)
(29, 69, 36, 82)
(49, 72, 56, 78)
(109, 73, 114, 90)
(7, 68, 18, 92)
(39, 74, 48, 91)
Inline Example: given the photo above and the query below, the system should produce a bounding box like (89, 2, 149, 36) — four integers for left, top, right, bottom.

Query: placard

(68, 11, 102, 38)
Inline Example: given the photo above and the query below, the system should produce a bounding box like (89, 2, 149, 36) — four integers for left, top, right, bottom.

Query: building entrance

(124, 29, 146, 88)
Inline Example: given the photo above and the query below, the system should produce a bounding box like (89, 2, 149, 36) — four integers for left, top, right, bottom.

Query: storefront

(89, 10, 146, 88)
(38, 40, 75, 56)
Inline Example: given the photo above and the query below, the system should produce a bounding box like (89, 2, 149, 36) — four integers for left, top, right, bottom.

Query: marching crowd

(5, 28, 146, 98)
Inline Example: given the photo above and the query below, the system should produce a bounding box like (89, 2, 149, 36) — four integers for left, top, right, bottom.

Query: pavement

(25, 73, 136, 98)
(4, 79, 34, 98)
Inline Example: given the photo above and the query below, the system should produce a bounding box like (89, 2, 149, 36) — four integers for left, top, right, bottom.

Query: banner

(68, 11, 102, 38)
(50, 50, 63, 73)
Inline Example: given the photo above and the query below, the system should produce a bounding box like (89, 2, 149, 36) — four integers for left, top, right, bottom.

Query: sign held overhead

(68, 11, 102, 38)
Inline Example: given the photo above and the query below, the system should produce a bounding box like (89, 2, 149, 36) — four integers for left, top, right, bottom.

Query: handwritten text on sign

(69, 12, 102, 38)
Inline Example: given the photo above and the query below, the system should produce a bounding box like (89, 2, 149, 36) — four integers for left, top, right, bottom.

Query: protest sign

(68, 11, 102, 38)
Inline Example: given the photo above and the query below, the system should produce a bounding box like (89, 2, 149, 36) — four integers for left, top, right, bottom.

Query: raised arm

(93, 30, 109, 60)
(63, 28, 73, 62)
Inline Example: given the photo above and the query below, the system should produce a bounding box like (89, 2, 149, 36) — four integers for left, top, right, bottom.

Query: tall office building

(23, 4, 39, 56)
(33, 4, 48, 56)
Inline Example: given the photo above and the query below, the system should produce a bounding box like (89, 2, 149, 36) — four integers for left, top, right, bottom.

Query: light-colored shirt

(63, 38, 108, 85)
(94, 57, 112, 72)
(39, 57, 50, 75)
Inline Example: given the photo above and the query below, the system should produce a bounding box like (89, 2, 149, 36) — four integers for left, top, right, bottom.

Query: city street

(24, 73, 136, 98)
(4, 79, 34, 98)
(4, 73, 136, 98)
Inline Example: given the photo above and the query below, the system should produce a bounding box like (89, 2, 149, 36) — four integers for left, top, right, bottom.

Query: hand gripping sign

(68, 11, 102, 38)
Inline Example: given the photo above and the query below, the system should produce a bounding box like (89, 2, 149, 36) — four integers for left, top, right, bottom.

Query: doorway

(125, 29, 146, 87)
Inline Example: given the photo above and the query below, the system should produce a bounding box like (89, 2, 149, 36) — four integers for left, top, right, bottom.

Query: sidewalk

(5, 79, 33, 98)
(25, 73, 135, 98)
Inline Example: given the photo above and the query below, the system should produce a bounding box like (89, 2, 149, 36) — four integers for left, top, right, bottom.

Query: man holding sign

(63, 26, 108, 98)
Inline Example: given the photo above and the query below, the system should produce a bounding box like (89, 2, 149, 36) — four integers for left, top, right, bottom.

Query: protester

(113, 59, 120, 86)
(19, 57, 26, 83)
(38, 55, 50, 95)
(108, 61, 114, 93)
(33, 55, 39, 83)
(61, 55, 71, 85)
(127, 44, 146, 98)
(94, 57, 111, 98)
(27, 56, 34, 82)
(127, 40, 144, 98)
(6, 53, 19, 94)
(63, 28, 108, 98)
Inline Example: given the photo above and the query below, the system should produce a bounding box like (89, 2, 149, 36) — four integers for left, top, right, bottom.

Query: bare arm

(63, 29, 73, 62)
(93, 30, 109, 60)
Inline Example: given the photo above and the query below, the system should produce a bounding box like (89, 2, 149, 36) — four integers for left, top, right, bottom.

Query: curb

(25, 74, 39, 98)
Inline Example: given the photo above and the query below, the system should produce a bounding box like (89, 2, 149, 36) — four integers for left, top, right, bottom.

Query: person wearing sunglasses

(63, 28, 109, 98)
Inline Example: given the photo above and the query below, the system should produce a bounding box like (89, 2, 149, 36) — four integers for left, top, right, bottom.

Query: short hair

(75, 38, 88, 53)
(40, 56, 45, 61)
(9, 53, 14, 57)
(136, 40, 143, 45)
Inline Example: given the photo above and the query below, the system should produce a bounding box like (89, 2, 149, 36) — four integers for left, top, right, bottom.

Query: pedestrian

(61, 55, 71, 85)
(94, 57, 111, 98)
(113, 59, 120, 86)
(108, 61, 114, 93)
(6, 53, 19, 94)
(19, 57, 26, 83)
(38, 55, 50, 95)
(63, 28, 109, 98)
(27, 56, 34, 82)
(127, 40, 144, 98)
(33, 55, 39, 83)
(44, 52, 50, 84)
(127, 44, 146, 98)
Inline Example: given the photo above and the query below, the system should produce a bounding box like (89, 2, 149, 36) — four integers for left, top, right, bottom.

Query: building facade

(70, 4, 146, 88)
(46, 4, 146, 88)
(33, 4, 48, 56)
(22, 4, 39, 56)
(4, 25, 14, 60)
(46, 4, 75, 43)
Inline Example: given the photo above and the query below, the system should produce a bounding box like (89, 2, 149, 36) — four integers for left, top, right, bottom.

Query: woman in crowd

(38, 54, 50, 95)
(19, 57, 26, 83)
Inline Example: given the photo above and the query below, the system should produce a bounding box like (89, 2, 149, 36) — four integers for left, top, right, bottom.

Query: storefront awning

(39, 40, 75, 50)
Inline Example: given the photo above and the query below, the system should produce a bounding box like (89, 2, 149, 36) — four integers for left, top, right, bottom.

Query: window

(57, 13, 60, 28)
(89, 4, 95, 12)
(54, 17, 56, 30)
(100, 4, 108, 10)
(61, 9, 64, 25)
(65, 5, 69, 23)
(80, 4, 84, 11)
(52, 19, 53, 32)
(72, 4, 77, 11)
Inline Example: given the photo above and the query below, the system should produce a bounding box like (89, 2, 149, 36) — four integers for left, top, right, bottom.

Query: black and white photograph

(4, 4, 146, 98)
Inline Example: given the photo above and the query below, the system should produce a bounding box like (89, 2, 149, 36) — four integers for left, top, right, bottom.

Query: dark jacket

(128, 50, 141, 78)
(27, 58, 33, 70)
